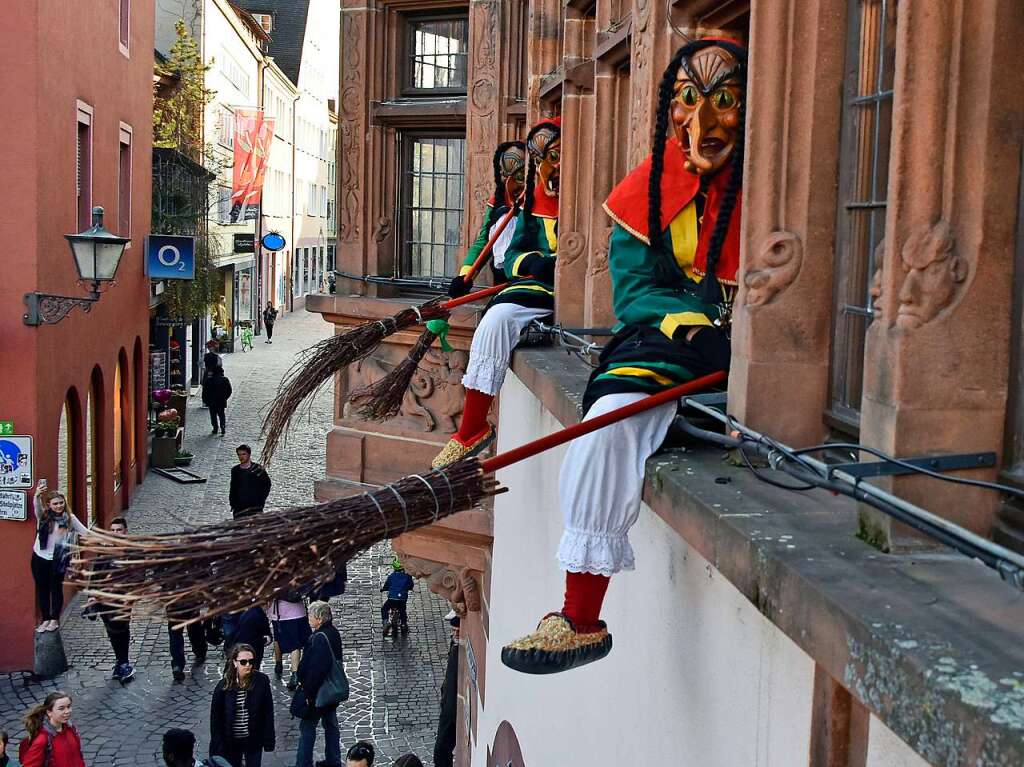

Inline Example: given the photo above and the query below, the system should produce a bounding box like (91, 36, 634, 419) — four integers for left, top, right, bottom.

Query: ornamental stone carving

(559, 231, 587, 266)
(400, 556, 483, 616)
(895, 221, 966, 330)
(743, 231, 802, 306)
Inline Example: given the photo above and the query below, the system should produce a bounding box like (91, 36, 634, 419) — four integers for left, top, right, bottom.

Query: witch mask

(671, 44, 744, 175)
(528, 127, 561, 198)
(500, 144, 527, 202)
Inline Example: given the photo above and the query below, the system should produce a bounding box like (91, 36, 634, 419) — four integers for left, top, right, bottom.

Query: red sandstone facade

(0, 0, 155, 671)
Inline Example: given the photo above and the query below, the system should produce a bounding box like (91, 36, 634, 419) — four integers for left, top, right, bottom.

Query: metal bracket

(683, 392, 728, 408)
(830, 451, 997, 479)
(24, 291, 99, 326)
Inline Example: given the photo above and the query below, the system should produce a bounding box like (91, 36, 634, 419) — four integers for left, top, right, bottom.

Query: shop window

(829, 0, 898, 428)
(403, 13, 469, 95)
(399, 134, 466, 279)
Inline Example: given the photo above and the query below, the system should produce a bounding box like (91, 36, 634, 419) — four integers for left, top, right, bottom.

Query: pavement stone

(0, 305, 452, 766)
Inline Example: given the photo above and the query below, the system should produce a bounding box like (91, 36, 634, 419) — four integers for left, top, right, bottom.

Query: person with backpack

(163, 727, 232, 767)
(205, 365, 233, 436)
(19, 691, 84, 767)
(210, 644, 275, 767)
(379, 558, 415, 636)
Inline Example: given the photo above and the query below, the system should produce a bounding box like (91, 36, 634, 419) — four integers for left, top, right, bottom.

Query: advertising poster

(230, 109, 275, 223)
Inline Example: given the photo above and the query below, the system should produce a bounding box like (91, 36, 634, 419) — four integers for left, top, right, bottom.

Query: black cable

(737, 437, 818, 492)
(793, 442, 1024, 503)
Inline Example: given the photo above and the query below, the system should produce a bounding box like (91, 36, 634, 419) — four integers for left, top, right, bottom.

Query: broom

(260, 204, 522, 464)
(71, 372, 725, 625)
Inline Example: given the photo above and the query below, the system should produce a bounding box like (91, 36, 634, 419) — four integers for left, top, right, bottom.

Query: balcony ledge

(510, 346, 1024, 766)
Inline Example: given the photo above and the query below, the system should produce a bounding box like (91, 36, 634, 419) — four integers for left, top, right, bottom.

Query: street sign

(0, 421, 13, 436)
(233, 233, 256, 253)
(0, 435, 33, 489)
(261, 231, 286, 252)
(0, 490, 27, 521)
(146, 235, 196, 280)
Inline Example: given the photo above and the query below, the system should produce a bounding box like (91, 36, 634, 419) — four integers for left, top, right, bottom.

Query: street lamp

(24, 206, 130, 325)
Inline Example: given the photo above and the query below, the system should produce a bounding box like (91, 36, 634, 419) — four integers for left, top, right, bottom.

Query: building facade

(0, 0, 155, 670)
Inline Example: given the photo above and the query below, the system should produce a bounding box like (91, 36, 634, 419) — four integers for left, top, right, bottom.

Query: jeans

(222, 740, 264, 767)
(168, 620, 208, 670)
(30, 552, 64, 620)
(103, 616, 131, 665)
(381, 599, 408, 627)
(266, 323, 274, 341)
(210, 406, 226, 432)
(295, 705, 340, 767)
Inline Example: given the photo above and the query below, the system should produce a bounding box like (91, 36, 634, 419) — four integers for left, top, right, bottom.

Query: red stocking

(562, 571, 611, 633)
(456, 388, 494, 444)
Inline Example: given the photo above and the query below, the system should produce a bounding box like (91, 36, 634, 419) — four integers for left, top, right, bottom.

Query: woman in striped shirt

(210, 644, 275, 766)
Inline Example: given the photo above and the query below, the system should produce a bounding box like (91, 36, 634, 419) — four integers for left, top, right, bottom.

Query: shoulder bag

(313, 631, 350, 708)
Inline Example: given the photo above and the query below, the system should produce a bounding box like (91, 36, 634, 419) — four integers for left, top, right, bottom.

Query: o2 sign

(146, 235, 196, 280)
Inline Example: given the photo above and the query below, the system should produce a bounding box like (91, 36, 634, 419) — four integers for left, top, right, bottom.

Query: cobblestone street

(0, 306, 452, 766)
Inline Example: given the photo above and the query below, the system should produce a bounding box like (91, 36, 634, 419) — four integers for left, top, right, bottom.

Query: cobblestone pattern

(0, 307, 452, 766)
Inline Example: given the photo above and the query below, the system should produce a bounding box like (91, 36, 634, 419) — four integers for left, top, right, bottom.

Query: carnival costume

(433, 119, 562, 469)
(501, 41, 746, 674)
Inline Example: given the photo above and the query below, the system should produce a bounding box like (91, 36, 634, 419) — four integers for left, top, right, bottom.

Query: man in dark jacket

(202, 341, 222, 408)
(230, 606, 273, 667)
(205, 366, 232, 435)
(433, 612, 460, 767)
(295, 601, 344, 767)
(229, 445, 272, 518)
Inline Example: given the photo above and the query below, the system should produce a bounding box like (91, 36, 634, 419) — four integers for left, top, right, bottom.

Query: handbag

(313, 632, 350, 708)
(289, 686, 311, 719)
(52, 532, 78, 575)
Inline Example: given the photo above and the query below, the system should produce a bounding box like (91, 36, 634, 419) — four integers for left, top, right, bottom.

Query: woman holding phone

(30, 480, 88, 632)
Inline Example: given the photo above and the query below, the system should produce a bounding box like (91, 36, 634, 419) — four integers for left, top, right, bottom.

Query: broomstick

(261, 220, 522, 468)
(71, 372, 725, 625)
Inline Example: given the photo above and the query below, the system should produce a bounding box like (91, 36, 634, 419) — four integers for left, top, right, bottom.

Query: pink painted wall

(0, 0, 154, 671)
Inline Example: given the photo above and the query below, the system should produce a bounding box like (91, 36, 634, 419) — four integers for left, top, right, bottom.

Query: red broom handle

(464, 200, 522, 282)
(480, 371, 728, 473)
(439, 282, 509, 310)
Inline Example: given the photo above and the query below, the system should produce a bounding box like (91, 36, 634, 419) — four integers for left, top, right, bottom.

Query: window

(829, 0, 898, 427)
(327, 244, 335, 272)
(321, 185, 328, 218)
(400, 134, 466, 278)
(218, 107, 235, 149)
(1004, 145, 1024, 485)
(118, 125, 132, 236)
(404, 14, 469, 94)
(119, 0, 130, 53)
(253, 13, 273, 33)
(76, 103, 93, 231)
(308, 182, 317, 215)
(220, 48, 251, 97)
(217, 186, 232, 224)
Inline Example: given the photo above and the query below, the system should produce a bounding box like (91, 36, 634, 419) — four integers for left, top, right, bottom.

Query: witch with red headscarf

(433, 118, 562, 469)
(500, 40, 746, 674)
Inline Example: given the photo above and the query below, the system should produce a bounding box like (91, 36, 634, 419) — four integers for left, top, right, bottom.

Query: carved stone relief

(559, 231, 587, 266)
(399, 555, 483, 616)
(895, 221, 966, 330)
(339, 15, 363, 243)
(743, 231, 803, 306)
(589, 225, 613, 277)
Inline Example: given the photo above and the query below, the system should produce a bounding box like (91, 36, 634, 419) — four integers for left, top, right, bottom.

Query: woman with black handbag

(292, 601, 348, 767)
(210, 643, 275, 766)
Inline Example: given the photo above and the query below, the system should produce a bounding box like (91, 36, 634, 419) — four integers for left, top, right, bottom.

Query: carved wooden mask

(499, 144, 527, 202)
(671, 44, 745, 175)
(527, 127, 560, 198)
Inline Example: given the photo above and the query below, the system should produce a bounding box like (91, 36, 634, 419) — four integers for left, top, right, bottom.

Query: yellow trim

(501, 284, 554, 295)
(669, 202, 699, 281)
(602, 202, 651, 245)
(543, 218, 558, 251)
(604, 366, 674, 386)
(459, 265, 472, 277)
(511, 252, 532, 276)
(659, 311, 712, 339)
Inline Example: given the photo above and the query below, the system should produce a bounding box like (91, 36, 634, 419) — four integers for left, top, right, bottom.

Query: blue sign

(0, 436, 32, 489)
(261, 231, 286, 252)
(146, 235, 196, 280)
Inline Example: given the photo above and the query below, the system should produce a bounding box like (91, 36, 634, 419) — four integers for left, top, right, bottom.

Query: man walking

(205, 366, 232, 436)
(83, 516, 135, 682)
(229, 444, 272, 518)
(168, 605, 208, 683)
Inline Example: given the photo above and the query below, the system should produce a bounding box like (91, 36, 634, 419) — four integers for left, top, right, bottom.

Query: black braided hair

(487, 140, 526, 230)
(523, 121, 561, 239)
(647, 39, 747, 301)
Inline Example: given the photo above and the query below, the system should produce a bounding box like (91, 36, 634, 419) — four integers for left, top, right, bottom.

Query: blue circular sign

(261, 231, 286, 251)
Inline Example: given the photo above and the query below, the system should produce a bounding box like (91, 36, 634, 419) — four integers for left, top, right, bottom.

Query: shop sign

(150, 351, 168, 391)
(0, 436, 33, 489)
(155, 316, 187, 327)
(146, 235, 196, 280)
(0, 490, 27, 521)
(0, 421, 13, 436)
(261, 231, 286, 251)
(233, 233, 256, 253)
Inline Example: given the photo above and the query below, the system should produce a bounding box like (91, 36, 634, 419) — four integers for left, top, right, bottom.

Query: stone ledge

(510, 346, 1024, 766)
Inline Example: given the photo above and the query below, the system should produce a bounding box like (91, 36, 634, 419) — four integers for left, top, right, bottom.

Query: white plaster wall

(473, 373, 816, 766)
(866, 714, 934, 767)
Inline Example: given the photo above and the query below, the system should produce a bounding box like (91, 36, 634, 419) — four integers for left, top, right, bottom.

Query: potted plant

(173, 450, 194, 467)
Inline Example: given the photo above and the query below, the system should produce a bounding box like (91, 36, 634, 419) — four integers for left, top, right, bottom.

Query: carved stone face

(896, 223, 966, 330)
(527, 127, 560, 198)
(671, 45, 744, 175)
(499, 145, 527, 202)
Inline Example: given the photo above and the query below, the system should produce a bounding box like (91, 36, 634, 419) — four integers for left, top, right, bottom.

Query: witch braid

(701, 98, 745, 301)
(648, 45, 690, 256)
(522, 152, 538, 238)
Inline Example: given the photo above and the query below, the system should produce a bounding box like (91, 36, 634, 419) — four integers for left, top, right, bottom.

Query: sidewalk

(0, 307, 452, 766)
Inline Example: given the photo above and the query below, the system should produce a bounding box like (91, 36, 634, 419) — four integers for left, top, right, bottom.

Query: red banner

(231, 109, 275, 223)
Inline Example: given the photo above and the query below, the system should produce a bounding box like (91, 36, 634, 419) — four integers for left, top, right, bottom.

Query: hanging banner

(230, 109, 275, 223)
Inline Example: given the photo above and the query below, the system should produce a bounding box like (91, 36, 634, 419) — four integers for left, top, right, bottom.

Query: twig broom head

(349, 328, 438, 422)
(260, 300, 448, 464)
(70, 458, 499, 623)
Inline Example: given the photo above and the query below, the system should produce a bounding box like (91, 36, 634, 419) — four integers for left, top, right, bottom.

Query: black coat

(210, 671, 275, 755)
(229, 463, 272, 516)
(433, 640, 459, 767)
(204, 374, 232, 409)
(232, 607, 272, 652)
(297, 622, 344, 712)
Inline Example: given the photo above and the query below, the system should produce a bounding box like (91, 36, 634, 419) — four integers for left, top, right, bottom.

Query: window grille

(830, 0, 899, 427)
(400, 134, 466, 279)
(405, 15, 469, 94)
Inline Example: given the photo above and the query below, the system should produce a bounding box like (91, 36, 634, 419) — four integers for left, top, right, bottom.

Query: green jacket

(489, 211, 557, 310)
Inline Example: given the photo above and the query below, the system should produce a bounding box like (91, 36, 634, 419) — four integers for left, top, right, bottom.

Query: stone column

(728, 0, 848, 447)
(860, 0, 1024, 546)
